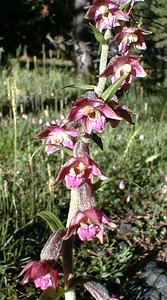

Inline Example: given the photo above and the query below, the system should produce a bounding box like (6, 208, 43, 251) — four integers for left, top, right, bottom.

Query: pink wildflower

(126, 195, 131, 202)
(63, 207, 117, 244)
(18, 260, 59, 291)
(100, 54, 147, 92)
(119, 180, 125, 190)
(22, 113, 28, 120)
(54, 155, 107, 189)
(139, 133, 145, 140)
(36, 125, 80, 154)
(66, 97, 122, 134)
(113, 26, 151, 54)
(85, 0, 129, 32)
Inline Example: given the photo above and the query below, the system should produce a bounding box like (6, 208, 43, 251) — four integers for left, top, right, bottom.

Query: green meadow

(0, 58, 166, 299)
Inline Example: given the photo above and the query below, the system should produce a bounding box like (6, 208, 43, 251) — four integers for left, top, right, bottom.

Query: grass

(0, 59, 166, 299)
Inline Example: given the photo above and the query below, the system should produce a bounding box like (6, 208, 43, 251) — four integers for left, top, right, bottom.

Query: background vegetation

(0, 0, 167, 299)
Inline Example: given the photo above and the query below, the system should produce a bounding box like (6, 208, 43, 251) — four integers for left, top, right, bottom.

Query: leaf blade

(101, 74, 127, 101)
(37, 210, 65, 232)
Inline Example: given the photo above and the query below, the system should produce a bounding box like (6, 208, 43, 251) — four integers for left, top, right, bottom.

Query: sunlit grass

(0, 61, 166, 299)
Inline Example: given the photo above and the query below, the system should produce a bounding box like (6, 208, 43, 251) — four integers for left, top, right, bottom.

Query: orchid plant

(19, 0, 150, 299)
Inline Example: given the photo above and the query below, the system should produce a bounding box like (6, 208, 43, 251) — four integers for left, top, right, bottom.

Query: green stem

(62, 189, 78, 300)
(62, 237, 76, 300)
(94, 29, 111, 97)
(62, 140, 90, 299)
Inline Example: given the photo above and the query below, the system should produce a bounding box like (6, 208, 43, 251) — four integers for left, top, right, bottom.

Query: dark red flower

(113, 26, 151, 54)
(100, 55, 147, 92)
(54, 155, 107, 189)
(66, 97, 121, 134)
(18, 260, 59, 291)
(86, 0, 129, 32)
(36, 125, 80, 154)
(63, 207, 117, 244)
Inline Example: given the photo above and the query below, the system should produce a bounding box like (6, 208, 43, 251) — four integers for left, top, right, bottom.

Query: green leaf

(37, 211, 65, 232)
(90, 24, 107, 45)
(120, 0, 131, 11)
(39, 287, 65, 300)
(101, 74, 127, 101)
(91, 133, 103, 151)
(55, 84, 95, 92)
(93, 177, 114, 191)
(75, 84, 96, 90)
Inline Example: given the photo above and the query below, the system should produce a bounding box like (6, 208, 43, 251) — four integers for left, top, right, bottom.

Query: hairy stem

(62, 140, 90, 299)
(94, 29, 111, 97)
(62, 237, 76, 300)
(63, 188, 78, 300)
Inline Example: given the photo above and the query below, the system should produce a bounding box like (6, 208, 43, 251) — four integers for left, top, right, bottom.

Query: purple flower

(113, 26, 151, 54)
(36, 125, 80, 154)
(54, 155, 107, 189)
(100, 54, 147, 92)
(85, 0, 129, 32)
(63, 207, 117, 244)
(66, 97, 121, 134)
(18, 260, 59, 291)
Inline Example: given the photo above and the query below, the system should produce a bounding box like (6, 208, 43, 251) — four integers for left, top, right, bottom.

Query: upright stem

(62, 140, 89, 300)
(94, 29, 111, 97)
(62, 237, 76, 300)
(62, 189, 78, 300)
(62, 27, 111, 297)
